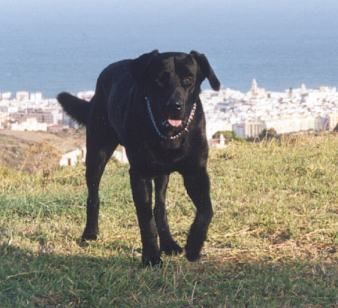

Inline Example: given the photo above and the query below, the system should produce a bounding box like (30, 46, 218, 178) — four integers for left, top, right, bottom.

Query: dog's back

(58, 59, 138, 146)
(97, 60, 138, 145)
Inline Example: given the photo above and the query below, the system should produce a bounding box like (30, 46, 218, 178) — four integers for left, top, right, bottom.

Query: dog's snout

(175, 101, 182, 110)
(167, 99, 183, 113)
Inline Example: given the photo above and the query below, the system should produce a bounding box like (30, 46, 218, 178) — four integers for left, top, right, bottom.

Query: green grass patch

(0, 134, 337, 306)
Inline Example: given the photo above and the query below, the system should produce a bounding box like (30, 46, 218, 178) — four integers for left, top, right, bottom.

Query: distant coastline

(1, 81, 338, 140)
(2, 81, 338, 100)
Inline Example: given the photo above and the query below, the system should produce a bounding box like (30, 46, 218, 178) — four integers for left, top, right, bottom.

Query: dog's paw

(142, 255, 163, 267)
(82, 231, 98, 241)
(161, 240, 183, 256)
(185, 247, 201, 262)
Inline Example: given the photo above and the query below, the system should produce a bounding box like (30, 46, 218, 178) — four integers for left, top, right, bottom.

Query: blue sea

(1, 0, 338, 97)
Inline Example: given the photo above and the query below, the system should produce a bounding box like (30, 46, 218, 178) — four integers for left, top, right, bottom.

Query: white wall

(11, 118, 48, 131)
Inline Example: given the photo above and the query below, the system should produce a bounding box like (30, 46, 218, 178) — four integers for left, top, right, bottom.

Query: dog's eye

(182, 76, 193, 87)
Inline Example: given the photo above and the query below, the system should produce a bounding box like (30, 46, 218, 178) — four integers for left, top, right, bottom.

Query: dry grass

(0, 129, 85, 172)
(0, 133, 337, 307)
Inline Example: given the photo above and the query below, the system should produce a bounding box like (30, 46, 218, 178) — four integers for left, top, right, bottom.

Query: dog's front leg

(182, 167, 213, 261)
(129, 170, 161, 266)
(154, 175, 183, 255)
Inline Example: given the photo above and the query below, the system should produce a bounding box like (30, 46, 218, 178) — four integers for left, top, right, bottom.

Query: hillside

(0, 129, 85, 172)
(0, 134, 337, 306)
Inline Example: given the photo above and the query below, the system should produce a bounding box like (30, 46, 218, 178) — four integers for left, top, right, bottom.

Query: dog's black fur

(57, 50, 220, 266)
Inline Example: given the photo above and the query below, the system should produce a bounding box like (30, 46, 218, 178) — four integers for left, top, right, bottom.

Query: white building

(233, 120, 266, 138)
(264, 115, 317, 134)
(112, 147, 129, 164)
(0, 113, 8, 129)
(59, 147, 86, 167)
(16, 91, 30, 101)
(11, 118, 48, 131)
(59, 146, 128, 167)
(0, 92, 12, 100)
(77, 91, 95, 101)
(328, 112, 338, 130)
(30, 92, 43, 102)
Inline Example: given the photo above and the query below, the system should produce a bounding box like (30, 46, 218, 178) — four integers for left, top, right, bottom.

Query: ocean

(1, 0, 338, 97)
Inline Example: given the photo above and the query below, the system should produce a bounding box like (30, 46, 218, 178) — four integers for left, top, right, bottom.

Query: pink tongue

(168, 119, 182, 127)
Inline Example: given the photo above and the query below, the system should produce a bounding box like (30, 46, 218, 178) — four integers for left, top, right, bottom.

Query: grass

(0, 134, 337, 307)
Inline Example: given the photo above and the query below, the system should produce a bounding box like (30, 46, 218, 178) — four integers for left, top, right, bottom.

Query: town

(1, 81, 338, 166)
(201, 80, 338, 139)
(0, 90, 94, 132)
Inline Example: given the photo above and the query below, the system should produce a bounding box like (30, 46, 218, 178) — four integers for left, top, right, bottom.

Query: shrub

(259, 128, 278, 140)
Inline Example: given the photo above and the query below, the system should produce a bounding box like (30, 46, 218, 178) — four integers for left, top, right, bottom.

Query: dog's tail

(57, 92, 91, 126)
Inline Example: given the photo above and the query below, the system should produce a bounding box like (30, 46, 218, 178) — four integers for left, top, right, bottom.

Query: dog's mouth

(166, 119, 183, 128)
(146, 96, 196, 140)
(161, 117, 184, 130)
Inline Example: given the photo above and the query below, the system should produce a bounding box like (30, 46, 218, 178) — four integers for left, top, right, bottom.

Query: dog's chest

(132, 141, 188, 175)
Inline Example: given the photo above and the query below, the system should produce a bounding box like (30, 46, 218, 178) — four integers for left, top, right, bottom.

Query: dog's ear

(131, 50, 159, 83)
(190, 50, 220, 91)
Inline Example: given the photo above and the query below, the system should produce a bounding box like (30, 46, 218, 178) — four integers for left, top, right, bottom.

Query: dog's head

(131, 50, 220, 137)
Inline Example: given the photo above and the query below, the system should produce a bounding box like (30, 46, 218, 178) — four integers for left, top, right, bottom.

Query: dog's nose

(175, 101, 182, 111)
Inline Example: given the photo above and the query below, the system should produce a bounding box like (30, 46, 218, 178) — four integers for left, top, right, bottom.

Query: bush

(212, 130, 239, 142)
(259, 128, 278, 140)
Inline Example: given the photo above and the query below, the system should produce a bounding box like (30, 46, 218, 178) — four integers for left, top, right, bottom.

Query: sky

(2, 0, 338, 54)
(2, 0, 338, 30)
(1, 0, 338, 94)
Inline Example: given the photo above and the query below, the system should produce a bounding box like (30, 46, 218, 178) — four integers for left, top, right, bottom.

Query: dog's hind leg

(154, 175, 183, 256)
(182, 167, 213, 261)
(82, 129, 118, 241)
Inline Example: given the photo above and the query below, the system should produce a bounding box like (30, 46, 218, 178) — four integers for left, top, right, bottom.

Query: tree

(259, 128, 278, 140)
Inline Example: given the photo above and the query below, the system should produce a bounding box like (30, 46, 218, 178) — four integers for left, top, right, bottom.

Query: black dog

(57, 50, 220, 266)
